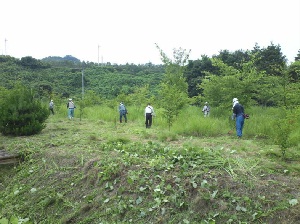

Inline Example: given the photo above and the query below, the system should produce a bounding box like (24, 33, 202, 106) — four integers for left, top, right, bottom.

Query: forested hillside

(0, 43, 299, 108)
(0, 55, 165, 100)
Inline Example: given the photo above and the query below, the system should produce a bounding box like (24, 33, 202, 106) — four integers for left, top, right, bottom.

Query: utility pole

(81, 67, 84, 99)
(4, 38, 7, 55)
(98, 45, 100, 66)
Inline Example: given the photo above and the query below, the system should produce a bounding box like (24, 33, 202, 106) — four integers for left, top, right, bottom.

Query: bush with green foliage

(0, 84, 49, 136)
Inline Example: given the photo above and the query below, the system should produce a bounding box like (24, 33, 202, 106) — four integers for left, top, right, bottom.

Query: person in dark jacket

(118, 102, 127, 123)
(232, 98, 245, 138)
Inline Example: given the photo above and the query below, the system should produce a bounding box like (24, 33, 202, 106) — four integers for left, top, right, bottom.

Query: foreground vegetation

(0, 43, 299, 223)
(0, 106, 299, 223)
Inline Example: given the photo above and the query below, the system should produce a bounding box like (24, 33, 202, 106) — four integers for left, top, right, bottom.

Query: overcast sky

(1, 0, 299, 64)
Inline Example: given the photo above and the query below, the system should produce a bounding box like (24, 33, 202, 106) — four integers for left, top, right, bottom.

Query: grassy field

(0, 106, 299, 224)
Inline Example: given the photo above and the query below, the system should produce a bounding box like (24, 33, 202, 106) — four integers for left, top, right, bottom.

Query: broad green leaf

(30, 188, 37, 193)
(139, 186, 147, 192)
(182, 219, 190, 224)
(192, 182, 197, 188)
(136, 196, 143, 205)
(289, 199, 298, 206)
(236, 205, 247, 212)
(9, 216, 19, 224)
(201, 180, 208, 187)
(0, 218, 9, 224)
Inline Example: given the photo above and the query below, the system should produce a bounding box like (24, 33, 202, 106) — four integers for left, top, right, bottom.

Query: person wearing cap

(202, 102, 210, 117)
(118, 102, 127, 123)
(67, 98, 76, 119)
(145, 103, 155, 128)
(232, 98, 245, 138)
(49, 99, 54, 115)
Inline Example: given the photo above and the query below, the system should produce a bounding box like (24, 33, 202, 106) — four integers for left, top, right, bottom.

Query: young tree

(0, 84, 49, 136)
(156, 44, 190, 130)
(279, 70, 300, 108)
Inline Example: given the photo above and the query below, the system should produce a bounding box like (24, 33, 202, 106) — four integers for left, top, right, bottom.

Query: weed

(0, 108, 299, 223)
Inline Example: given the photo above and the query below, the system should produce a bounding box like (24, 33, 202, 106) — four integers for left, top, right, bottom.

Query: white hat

(69, 98, 72, 101)
(232, 98, 238, 103)
(205, 102, 208, 104)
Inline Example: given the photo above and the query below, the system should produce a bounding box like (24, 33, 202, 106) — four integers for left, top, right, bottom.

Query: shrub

(0, 84, 49, 136)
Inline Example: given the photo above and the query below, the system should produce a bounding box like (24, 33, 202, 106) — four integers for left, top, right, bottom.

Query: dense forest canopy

(0, 42, 299, 107)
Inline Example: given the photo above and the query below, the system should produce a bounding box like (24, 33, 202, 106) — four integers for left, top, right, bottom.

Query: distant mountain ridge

(41, 55, 81, 63)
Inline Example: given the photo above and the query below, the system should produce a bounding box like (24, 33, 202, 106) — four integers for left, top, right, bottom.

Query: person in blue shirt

(119, 102, 127, 123)
(232, 98, 245, 138)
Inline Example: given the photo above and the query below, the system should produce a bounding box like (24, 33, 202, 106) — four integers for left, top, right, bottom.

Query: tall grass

(48, 103, 300, 147)
(172, 106, 228, 137)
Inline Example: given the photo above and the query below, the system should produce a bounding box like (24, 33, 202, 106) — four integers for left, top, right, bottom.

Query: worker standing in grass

(119, 102, 127, 123)
(49, 99, 55, 115)
(67, 98, 76, 119)
(145, 103, 155, 128)
(202, 102, 210, 117)
(232, 98, 245, 139)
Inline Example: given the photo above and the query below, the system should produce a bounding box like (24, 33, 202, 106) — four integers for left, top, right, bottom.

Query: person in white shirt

(144, 103, 155, 128)
(49, 100, 54, 115)
(202, 102, 210, 117)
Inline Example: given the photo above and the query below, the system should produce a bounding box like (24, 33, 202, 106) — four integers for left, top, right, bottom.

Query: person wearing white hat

(67, 98, 76, 119)
(202, 102, 210, 117)
(49, 99, 54, 115)
(232, 98, 238, 108)
(232, 98, 245, 138)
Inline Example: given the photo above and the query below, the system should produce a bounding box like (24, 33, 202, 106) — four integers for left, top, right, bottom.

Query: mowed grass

(0, 105, 299, 223)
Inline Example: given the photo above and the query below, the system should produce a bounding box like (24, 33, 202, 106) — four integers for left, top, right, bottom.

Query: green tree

(294, 49, 300, 61)
(287, 60, 300, 82)
(199, 58, 264, 109)
(199, 59, 240, 109)
(83, 90, 103, 107)
(214, 49, 251, 70)
(279, 70, 300, 108)
(251, 42, 287, 76)
(0, 84, 49, 136)
(254, 75, 282, 106)
(184, 55, 216, 98)
(0, 86, 9, 104)
(19, 56, 48, 69)
(156, 44, 190, 130)
(128, 85, 154, 107)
